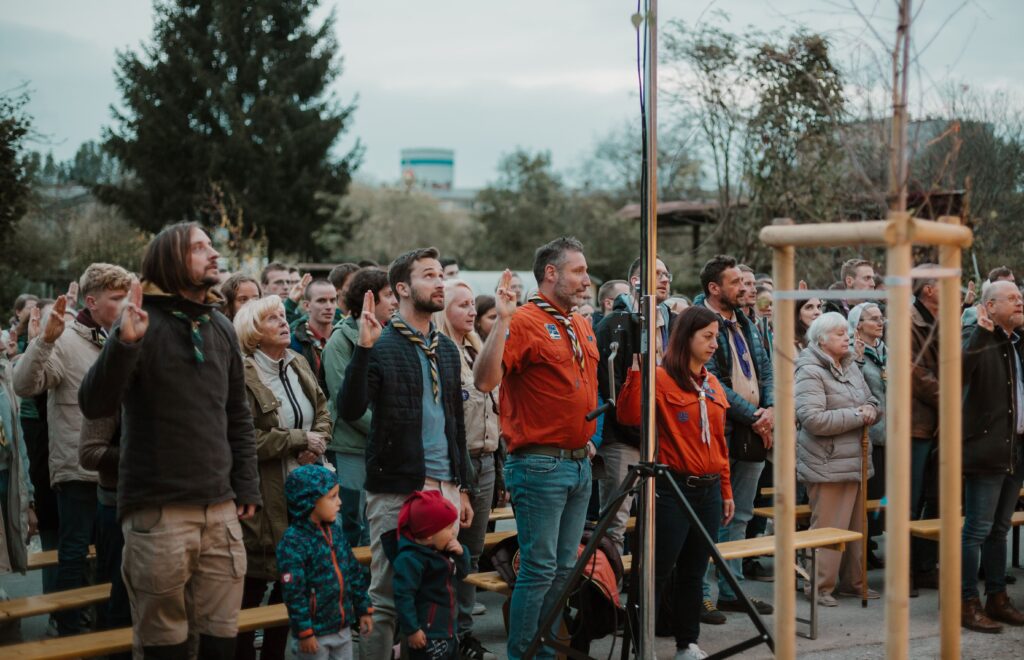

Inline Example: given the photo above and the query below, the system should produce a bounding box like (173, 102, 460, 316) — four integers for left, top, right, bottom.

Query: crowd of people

(0, 221, 1022, 660)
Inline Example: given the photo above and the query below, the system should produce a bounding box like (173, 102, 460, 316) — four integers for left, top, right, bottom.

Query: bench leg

(795, 549, 820, 640)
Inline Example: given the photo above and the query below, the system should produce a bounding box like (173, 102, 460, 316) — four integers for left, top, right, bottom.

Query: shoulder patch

(676, 411, 690, 423)
(545, 323, 562, 340)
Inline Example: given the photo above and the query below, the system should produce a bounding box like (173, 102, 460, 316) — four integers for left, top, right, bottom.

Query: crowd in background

(0, 222, 1022, 660)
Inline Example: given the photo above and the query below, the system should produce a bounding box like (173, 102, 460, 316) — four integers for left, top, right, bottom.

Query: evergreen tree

(0, 91, 32, 248)
(100, 0, 359, 257)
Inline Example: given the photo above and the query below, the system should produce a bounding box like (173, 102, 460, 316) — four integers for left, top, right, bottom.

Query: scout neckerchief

(692, 368, 712, 446)
(529, 294, 584, 368)
(170, 310, 211, 363)
(391, 314, 440, 403)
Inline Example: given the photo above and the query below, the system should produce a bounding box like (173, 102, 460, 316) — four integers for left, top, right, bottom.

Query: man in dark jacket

(696, 255, 775, 618)
(595, 256, 672, 553)
(289, 278, 338, 394)
(339, 247, 471, 660)
(959, 280, 1024, 633)
(78, 222, 260, 660)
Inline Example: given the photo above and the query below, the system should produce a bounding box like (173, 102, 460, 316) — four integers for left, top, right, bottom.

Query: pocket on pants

(123, 526, 187, 595)
(226, 519, 247, 579)
(521, 455, 559, 475)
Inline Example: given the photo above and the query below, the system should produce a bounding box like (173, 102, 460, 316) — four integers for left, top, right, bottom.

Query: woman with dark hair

(617, 305, 733, 660)
(474, 294, 498, 341)
(220, 274, 262, 321)
(795, 298, 823, 351)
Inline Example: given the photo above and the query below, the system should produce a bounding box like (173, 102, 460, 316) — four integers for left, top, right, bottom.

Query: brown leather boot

(962, 597, 1003, 633)
(985, 591, 1024, 626)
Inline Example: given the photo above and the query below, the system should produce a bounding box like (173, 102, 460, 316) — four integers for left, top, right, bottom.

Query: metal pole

(937, 216, 963, 659)
(771, 243, 797, 659)
(637, 1, 658, 657)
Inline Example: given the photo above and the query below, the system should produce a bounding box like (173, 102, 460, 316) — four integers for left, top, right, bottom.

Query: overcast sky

(2, 0, 1020, 189)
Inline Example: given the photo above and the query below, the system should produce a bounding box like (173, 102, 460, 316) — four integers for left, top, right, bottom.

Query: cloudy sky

(1, 0, 1020, 189)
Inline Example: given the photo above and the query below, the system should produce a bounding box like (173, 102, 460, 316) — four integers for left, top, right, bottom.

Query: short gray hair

(807, 311, 849, 348)
(983, 280, 1019, 306)
(233, 295, 286, 355)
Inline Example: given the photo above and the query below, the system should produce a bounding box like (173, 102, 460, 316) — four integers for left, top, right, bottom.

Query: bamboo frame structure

(761, 213, 971, 659)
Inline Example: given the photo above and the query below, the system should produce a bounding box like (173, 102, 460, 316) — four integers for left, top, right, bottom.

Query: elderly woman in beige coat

(233, 296, 332, 660)
(795, 311, 881, 607)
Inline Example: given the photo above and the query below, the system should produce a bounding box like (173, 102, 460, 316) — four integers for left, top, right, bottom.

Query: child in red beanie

(392, 490, 471, 660)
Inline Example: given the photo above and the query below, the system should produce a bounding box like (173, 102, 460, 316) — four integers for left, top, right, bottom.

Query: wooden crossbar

(753, 500, 883, 520)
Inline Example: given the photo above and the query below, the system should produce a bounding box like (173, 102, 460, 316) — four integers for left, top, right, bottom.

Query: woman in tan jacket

(233, 297, 332, 660)
(434, 279, 501, 660)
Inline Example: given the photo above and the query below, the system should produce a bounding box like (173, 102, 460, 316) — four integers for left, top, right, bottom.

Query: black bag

(730, 423, 768, 462)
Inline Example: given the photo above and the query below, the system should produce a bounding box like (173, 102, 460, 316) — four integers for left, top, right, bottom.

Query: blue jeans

(333, 452, 369, 548)
(703, 460, 763, 602)
(504, 454, 591, 660)
(655, 474, 721, 648)
(962, 451, 1024, 600)
(54, 480, 98, 635)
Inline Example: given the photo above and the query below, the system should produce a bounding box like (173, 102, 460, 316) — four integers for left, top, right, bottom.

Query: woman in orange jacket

(618, 305, 734, 660)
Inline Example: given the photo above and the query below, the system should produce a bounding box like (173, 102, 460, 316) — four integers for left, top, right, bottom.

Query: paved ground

(4, 522, 1024, 658)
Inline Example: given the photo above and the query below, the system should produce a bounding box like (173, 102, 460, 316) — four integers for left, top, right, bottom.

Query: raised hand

(27, 308, 41, 341)
(42, 296, 68, 344)
(4, 324, 17, 358)
(964, 280, 977, 306)
(357, 289, 383, 348)
(977, 303, 994, 333)
(494, 269, 518, 320)
(119, 280, 150, 343)
(288, 273, 312, 303)
(64, 282, 79, 311)
(798, 279, 808, 291)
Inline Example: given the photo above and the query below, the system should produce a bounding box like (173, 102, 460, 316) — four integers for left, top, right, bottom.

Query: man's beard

(412, 289, 444, 314)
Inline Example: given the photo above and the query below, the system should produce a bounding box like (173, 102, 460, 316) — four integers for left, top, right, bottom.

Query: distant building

(401, 148, 454, 191)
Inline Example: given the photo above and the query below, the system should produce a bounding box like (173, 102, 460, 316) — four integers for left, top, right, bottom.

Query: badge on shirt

(545, 323, 561, 340)
(461, 389, 470, 401)
(677, 411, 690, 423)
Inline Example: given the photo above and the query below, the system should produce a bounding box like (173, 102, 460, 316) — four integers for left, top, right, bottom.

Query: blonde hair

(79, 263, 132, 299)
(433, 279, 482, 352)
(233, 296, 286, 355)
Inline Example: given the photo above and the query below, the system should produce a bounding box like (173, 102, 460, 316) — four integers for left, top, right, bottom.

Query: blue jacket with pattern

(276, 465, 372, 640)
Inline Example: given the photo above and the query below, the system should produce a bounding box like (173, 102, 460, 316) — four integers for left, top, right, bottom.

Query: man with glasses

(260, 261, 293, 299)
(960, 280, 1024, 632)
(594, 257, 674, 554)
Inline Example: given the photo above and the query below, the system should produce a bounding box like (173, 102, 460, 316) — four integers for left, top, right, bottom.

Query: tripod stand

(521, 455, 775, 660)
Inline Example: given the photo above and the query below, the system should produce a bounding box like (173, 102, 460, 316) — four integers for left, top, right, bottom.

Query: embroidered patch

(281, 572, 292, 583)
(461, 389, 470, 401)
(677, 411, 690, 423)
(545, 323, 562, 340)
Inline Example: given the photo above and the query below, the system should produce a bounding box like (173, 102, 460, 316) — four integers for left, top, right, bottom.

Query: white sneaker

(472, 601, 487, 615)
(675, 643, 709, 660)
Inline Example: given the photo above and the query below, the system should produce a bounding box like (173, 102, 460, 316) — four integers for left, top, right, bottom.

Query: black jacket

(339, 324, 468, 494)
(391, 535, 471, 640)
(78, 286, 261, 517)
(962, 324, 1023, 476)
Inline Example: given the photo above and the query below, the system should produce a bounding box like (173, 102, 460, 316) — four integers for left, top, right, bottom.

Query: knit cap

(397, 490, 458, 540)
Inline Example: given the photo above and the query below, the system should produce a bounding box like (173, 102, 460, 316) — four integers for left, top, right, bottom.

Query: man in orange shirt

(474, 237, 598, 660)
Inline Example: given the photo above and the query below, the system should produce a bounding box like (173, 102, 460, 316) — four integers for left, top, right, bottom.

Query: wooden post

(861, 426, 869, 608)
(771, 243, 797, 660)
(884, 212, 912, 660)
(938, 215, 965, 659)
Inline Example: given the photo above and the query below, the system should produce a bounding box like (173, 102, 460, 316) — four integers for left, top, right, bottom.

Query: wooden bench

(26, 546, 97, 572)
(909, 510, 1024, 541)
(753, 499, 883, 520)
(465, 526, 861, 641)
(0, 584, 111, 623)
(2, 603, 290, 659)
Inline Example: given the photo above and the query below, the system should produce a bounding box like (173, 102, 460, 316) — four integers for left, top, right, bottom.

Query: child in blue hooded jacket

(391, 490, 471, 660)
(277, 464, 373, 660)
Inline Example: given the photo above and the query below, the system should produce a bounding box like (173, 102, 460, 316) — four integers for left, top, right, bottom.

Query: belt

(469, 449, 495, 458)
(514, 445, 588, 460)
(678, 473, 720, 488)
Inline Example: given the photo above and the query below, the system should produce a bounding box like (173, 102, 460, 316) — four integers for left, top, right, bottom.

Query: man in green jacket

(322, 267, 397, 548)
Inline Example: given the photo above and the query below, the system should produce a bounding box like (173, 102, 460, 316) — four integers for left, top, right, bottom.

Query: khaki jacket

(241, 350, 331, 580)
(13, 320, 102, 485)
(455, 340, 500, 455)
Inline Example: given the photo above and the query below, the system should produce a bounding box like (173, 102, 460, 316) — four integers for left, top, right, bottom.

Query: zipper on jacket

(319, 525, 347, 625)
(426, 603, 437, 631)
(279, 361, 304, 429)
(446, 558, 455, 637)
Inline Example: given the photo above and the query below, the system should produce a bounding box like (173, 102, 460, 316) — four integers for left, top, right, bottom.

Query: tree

(0, 90, 33, 249)
(100, 0, 360, 257)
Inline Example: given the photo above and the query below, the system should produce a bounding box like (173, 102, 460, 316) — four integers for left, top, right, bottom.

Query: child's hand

(446, 538, 463, 555)
(299, 636, 319, 653)
(408, 630, 427, 649)
(359, 615, 374, 636)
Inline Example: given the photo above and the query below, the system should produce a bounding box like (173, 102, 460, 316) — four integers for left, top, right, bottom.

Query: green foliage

(470, 150, 636, 282)
(0, 91, 33, 250)
(100, 0, 359, 258)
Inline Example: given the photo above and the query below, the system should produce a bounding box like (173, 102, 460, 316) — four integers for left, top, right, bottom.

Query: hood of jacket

(141, 281, 226, 314)
(284, 464, 338, 522)
(795, 342, 854, 379)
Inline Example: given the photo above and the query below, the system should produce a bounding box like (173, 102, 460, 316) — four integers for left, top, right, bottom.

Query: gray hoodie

(794, 344, 879, 483)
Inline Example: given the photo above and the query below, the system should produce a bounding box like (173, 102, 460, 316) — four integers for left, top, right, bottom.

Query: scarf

(720, 316, 753, 379)
(391, 315, 440, 403)
(170, 310, 211, 363)
(529, 294, 584, 368)
(692, 369, 712, 446)
(76, 308, 107, 348)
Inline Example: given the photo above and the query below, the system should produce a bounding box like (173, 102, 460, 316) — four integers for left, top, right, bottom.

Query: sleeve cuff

(298, 628, 315, 639)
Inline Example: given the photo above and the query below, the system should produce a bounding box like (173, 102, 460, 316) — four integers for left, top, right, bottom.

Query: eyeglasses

(992, 296, 1024, 304)
(656, 272, 673, 282)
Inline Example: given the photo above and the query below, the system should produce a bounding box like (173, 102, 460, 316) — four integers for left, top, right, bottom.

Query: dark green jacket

(322, 317, 370, 455)
(391, 535, 471, 639)
(962, 324, 1024, 476)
